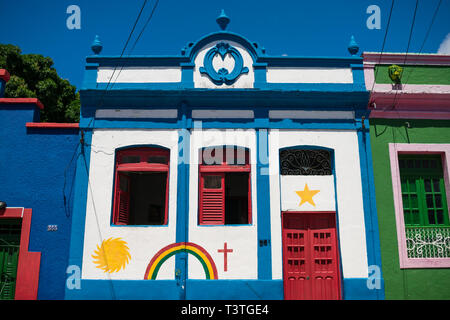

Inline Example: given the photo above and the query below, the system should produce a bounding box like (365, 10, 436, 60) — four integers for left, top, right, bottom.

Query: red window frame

(198, 147, 252, 225)
(112, 147, 170, 225)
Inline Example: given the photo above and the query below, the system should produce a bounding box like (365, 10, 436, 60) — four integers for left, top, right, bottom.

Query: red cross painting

(217, 242, 233, 272)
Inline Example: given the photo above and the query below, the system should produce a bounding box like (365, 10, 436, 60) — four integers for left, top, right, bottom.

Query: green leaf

(0, 43, 79, 123)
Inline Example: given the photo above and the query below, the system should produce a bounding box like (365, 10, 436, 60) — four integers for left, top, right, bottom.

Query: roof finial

(91, 35, 103, 55)
(216, 9, 230, 30)
(348, 35, 359, 56)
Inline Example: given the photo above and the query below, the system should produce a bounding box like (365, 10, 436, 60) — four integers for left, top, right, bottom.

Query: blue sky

(1, 0, 449, 89)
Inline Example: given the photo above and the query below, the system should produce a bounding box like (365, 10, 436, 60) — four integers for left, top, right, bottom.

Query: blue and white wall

(81, 129, 180, 280)
(268, 130, 369, 279)
(65, 23, 384, 300)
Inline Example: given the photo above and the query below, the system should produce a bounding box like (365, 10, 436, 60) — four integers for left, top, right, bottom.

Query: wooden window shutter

(199, 173, 225, 225)
(115, 173, 130, 225)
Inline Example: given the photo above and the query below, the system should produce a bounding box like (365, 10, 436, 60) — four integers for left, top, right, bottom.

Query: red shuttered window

(116, 173, 131, 225)
(198, 146, 252, 225)
(112, 147, 170, 226)
(199, 173, 225, 225)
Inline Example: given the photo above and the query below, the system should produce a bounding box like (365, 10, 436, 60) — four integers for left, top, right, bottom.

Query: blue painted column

(255, 108, 272, 280)
(175, 103, 191, 299)
(356, 116, 385, 300)
(180, 63, 195, 88)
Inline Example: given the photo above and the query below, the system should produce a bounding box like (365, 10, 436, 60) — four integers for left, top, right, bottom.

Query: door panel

(0, 219, 21, 300)
(282, 212, 341, 300)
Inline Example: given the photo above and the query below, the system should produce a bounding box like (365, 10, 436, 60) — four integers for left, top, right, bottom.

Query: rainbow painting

(144, 242, 218, 280)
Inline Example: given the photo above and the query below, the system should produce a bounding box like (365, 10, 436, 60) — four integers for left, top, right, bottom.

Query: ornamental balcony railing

(405, 226, 450, 259)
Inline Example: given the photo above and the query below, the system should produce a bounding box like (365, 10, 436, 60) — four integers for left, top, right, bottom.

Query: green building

(363, 52, 450, 299)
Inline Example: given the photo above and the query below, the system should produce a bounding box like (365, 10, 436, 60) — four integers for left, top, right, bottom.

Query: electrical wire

(63, 143, 81, 218)
(402, 0, 442, 89)
(392, 0, 420, 108)
(81, 154, 117, 300)
(370, 0, 396, 95)
(86, 0, 157, 129)
(110, 0, 160, 90)
(96, 0, 149, 111)
(64, 1, 152, 299)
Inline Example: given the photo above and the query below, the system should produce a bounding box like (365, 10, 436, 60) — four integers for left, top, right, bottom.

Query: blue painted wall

(0, 103, 79, 299)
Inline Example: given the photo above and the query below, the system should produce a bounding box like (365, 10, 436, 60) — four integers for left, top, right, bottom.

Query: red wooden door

(282, 212, 341, 300)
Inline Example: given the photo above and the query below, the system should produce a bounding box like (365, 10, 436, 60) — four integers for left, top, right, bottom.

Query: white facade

(269, 129, 368, 279)
(81, 129, 180, 280)
(80, 127, 370, 281)
(188, 129, 258, 279)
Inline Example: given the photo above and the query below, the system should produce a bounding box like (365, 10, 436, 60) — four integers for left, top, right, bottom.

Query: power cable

(74, 0, 151, 299)
(392, 0, 420, 108)
(129, 0, 160, 55)
(63, 143, 81, 218)
(402, 0, 442, 89)
(370, 0, 396, 95)
(110, 0, 160, 90)
(94, 0, 149, 116)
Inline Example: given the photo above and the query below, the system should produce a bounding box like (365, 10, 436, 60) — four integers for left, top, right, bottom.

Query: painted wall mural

(91, 237, 131, 273)
(217, 242, 233, 272)
(145, 242, 218, 280)
(295, 184, 320, 207)
(281, 176, 336, 212)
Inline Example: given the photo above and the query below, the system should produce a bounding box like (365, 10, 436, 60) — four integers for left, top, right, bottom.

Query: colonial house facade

(63, 13, 384, 300)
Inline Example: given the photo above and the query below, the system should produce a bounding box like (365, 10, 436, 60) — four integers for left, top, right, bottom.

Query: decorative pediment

(199, 42, 249, 86)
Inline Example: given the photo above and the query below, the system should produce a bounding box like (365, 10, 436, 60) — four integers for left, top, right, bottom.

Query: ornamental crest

(199, 42, 249, 86)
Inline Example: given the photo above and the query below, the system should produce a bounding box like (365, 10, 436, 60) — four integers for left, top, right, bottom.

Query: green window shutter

(399, 155, 449, 227)
(422, 176, 449, 226)
(399, 155, 450, 259)
(0, 219, 21, 300)
(401, 176, 422, 225)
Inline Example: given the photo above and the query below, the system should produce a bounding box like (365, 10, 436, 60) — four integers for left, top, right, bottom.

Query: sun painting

(92, 237, 131, 273)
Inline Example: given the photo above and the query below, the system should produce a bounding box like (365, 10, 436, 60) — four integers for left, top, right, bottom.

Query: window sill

(110, 224, 169, 228)
(400, 258, 450, 269)
(196, 224, 254, 227)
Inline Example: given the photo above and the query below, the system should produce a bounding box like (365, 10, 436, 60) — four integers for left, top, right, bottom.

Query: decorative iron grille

(279, 149, 332, 175)
(405, 226, 450, 258)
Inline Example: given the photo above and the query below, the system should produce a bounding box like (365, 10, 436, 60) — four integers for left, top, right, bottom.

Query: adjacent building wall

(0, 102, 79, 299)
(370, 118, 450, 299)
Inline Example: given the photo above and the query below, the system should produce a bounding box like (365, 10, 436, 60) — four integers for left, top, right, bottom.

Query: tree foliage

(0, 44, 80, 122)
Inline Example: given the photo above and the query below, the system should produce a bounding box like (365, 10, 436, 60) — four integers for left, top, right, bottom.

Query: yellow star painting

(92, 237, 131, 273)
(295, 184, 320, 207)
